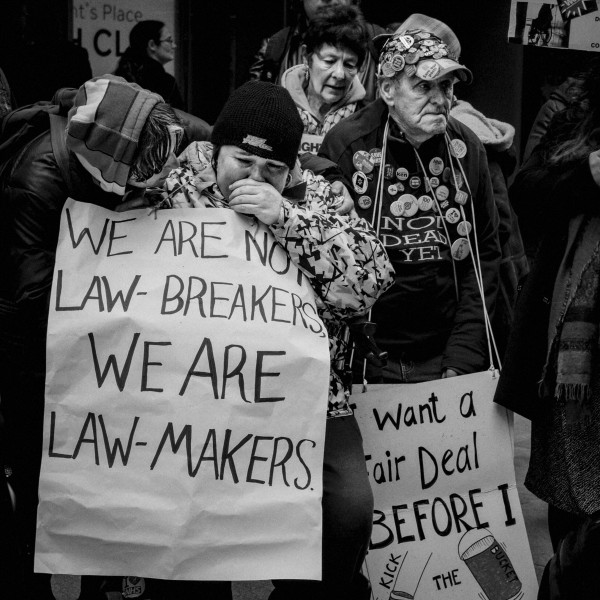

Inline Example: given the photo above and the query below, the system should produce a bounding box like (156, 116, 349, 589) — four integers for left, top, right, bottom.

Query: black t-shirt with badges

(319, 99, 500, 373)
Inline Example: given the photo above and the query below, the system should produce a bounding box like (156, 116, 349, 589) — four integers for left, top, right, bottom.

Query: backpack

(0, 87, 78, 193)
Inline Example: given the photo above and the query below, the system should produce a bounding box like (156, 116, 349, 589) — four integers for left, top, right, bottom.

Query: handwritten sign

(353, 372, 538, 599)
(509, 0, 600, 51)
(72, 0, 176, 77)
(34, 199, 330, 580)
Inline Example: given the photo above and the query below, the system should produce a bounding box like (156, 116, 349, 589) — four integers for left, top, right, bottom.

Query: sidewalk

(52, 413, 551, 599)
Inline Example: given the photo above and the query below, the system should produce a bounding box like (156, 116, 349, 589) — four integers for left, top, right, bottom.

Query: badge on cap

(352, 171, 369, 194)
(457, 221, 472, 236)
(429, 157, 444, 176)
(451, 238, 470, 261)
(405, 51, 420, 64)
(358, 195, 372, 210)
(455, 190, 469, 205)
(450, 139, 467, 159)
(435, 185, 449, 201)
(391, 53, 405, 72)
(390, 199, 405, 217)
(396, 167, 409, 181)
(445, 207, 461, 224)
(417, 60, 441, 80)
(353, 150, 374, 174)
(405, 65, 417, 78)
(399, 35, 414, 50)
(381, 62, 396, 78)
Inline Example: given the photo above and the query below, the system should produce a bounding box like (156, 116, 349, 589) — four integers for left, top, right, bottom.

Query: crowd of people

(1, 0, 599, 599)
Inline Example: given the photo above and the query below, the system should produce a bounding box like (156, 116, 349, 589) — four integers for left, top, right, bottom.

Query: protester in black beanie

(211, 80, 303, 169)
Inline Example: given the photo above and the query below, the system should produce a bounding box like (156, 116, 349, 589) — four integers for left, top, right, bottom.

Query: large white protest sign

(354, 372, 538, 600)
(35, 199, 330, 580)
(509, 0, 600, 51)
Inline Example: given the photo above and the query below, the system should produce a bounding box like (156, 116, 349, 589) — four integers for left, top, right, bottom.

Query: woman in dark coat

(115, 20, 185, 110)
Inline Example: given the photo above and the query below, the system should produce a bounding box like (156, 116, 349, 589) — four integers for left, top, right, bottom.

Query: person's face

(380, 71, 455, 145)
(302, 0, 352, 22)
(151, 27, 176, 65)
(215, 146, 289, 201)
(307, 44, 359, 106)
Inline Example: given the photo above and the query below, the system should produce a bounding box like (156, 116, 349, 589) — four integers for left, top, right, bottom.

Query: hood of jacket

(280, 64, 365, 119)
(450, 99, 515, 152)
(66, 75, 164, 195)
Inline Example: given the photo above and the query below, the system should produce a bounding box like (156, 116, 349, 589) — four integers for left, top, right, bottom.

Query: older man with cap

(319, 14, 500, 383)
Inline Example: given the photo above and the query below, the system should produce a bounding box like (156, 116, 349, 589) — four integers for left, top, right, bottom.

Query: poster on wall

(353, 372, 539, 600)
(35, 199, 330, 580)
(72, 0, 176, 77)
(509, 0, 600, 51)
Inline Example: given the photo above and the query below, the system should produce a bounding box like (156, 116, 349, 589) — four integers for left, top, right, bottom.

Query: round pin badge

(442, 167, 452, 182)
(352, 171, 369, 194)
(396, 167, 409, 181)
(429, 157, 444, 176)
(399, 194, 418, 217)
(390, 199, 405, 217)
(405, 51, 420, 64)
(358, 195, 372, 210)
(445, 207, 461, 224)
(369, 148, 382, 166)
(455, 190, 469, 205)
(422, 38, 435, 46)
(391, 53, 405, 72)
(388, 183, 399, 196)
(429, 176, 440, 188)
(384, 164, 395, 180)
(396, 181, 405, 192)
(405, 65, 417, 78)
(435, 185, 449, 201)
(353, 150, 374, 174)
(409, 176, 421, 189)
(451, 238, 471, 261)
(382, 62, 396, 78)
(399, 35, 414, 49)
(418, 195, 434, 211)
(457, 221, 472, 236)
(417, 60, 441, 80)
(450, 139, 467, 159)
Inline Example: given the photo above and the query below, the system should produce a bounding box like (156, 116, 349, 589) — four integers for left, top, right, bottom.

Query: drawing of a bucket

(458, 529, 522, 600)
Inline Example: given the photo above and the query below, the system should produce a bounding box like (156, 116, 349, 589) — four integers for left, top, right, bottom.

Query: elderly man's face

(380, 72, 455, 146)
(215, 145, 289, 200)
(302, 0, 352, 22)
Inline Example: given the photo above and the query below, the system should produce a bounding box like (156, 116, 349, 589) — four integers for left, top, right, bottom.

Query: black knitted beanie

(211, 81, 303, 169)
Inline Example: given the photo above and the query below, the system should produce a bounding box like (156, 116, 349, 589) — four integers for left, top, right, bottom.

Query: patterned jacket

(165, 142, 395, 418)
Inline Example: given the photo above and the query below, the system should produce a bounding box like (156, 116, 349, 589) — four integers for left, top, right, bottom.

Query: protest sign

(35, 199, 330, 580)
(509, 0, 600, 51)
(354, 371, 538, 600)
(72, 0, 176, 77)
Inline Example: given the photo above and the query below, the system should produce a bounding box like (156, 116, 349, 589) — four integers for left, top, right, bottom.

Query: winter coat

(319, 99, 501, 374)
(280, 64, 366, 136)
(164, 141, 395, 417)
(450, 100, 529, 356)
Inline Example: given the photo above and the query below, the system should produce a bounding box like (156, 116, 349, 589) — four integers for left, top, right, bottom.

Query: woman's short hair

(303, 5, 369, 68)
(128, 20, 165, 56)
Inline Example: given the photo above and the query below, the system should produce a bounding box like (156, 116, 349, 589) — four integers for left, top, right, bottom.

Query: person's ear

(147, 39, 158, 56)
(379, 78, 397, 108)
